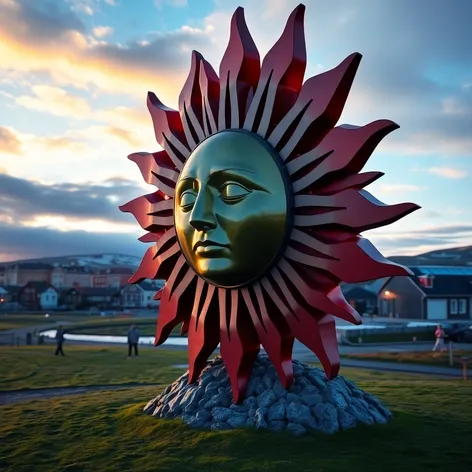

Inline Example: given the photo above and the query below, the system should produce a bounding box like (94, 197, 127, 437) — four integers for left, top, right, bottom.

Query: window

(459, 299, 467, 315)
(450, 299, 458, 314)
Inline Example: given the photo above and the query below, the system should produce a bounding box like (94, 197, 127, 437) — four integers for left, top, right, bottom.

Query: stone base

(143, 355, 392, 435)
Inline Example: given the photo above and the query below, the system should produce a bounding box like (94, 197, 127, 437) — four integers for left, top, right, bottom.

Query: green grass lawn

(0, 313, 138, 331)
(344, 349, 472, 368)
(0, 348, 471, 472)
(0, 345, 189, 391)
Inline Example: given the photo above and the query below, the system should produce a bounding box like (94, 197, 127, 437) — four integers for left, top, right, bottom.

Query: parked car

(445, 325, 472, 343)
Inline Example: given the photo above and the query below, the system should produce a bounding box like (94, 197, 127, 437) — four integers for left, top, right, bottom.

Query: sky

(0, 0, 471, 262)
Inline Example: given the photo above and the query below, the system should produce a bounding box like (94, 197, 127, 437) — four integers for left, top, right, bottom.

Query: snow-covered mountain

(1, 253, 142, 269)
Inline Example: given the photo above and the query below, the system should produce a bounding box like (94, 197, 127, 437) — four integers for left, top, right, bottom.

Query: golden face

(174, 130, 290, 288)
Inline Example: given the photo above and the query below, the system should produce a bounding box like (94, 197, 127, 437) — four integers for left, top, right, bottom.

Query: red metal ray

(286, 230, 414, 283)
(316, 171, 385, 194)
(127, 151, 178, 197)
(275, 259, 361, 325)
(147, 92, 190, 169)
(291, 120, 398, 193)
(128, 228, 178, 283)
(241, 284, 294, 388)
(293, 189, 420, 232)
(180, 318, 190, 336)
(268, 53, 362, 160)
(188, 282, 219, 383)
(218, 7, 260, 130)
(179, 50, 206, 150)
(119, 193, 173, 231)
(244, 4, 306, 138)
(155, 255, 196, 345)
(260, 277, 340, 378)
(219, 288, 260, 403)
(138, 232, 164, 243)
(199, 58, 220, 136)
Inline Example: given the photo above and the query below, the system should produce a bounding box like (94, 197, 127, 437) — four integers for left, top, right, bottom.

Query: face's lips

(193, 240, 229, 251)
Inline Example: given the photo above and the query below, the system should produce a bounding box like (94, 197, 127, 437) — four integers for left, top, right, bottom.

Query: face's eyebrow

(210, 167, 256, 176)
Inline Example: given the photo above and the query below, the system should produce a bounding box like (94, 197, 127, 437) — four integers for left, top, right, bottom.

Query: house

(92, 267, 135, 289)
(121, 280, 164, 308)
(2, 262, 53, 286)
(378, 266, 472, 320)
(0, 285, 21, 304)
(61, 287, 122, 309)
(18, 282, 59, 310)
(342, 286, 378, 314)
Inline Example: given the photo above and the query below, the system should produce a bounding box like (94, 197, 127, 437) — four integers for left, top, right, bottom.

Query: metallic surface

(174, 130, 290, 288)
(120, 3, 421, 404)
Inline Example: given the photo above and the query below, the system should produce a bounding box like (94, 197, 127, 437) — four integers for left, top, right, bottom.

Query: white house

(121, 280, 164, 308)
(40, 286, 59, 309)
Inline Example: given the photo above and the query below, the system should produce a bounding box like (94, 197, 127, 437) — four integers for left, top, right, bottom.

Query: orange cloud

(0, 126, 22, 155)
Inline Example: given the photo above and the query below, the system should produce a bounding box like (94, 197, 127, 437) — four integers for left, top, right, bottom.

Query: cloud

(0, 127, 22, 154)
(0, 223, 144, 262)
(374, 184, 424, 194)
(0, 0, 213, 103)
(0, 173, 143, 225)
(92, 25, 113, 38)
(428, 167, 469, 179)
(154, 0, 187, 8)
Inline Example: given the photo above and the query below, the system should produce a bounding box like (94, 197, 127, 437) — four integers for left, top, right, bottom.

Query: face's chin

(196, 256, 235, 285)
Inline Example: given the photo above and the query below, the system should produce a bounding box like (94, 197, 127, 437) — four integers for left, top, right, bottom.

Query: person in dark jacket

(127, 324, 140, 357)
(55, 326, 65, 356)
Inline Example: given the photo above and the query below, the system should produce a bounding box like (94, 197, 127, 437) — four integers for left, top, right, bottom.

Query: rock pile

(144, 355, 392, 435)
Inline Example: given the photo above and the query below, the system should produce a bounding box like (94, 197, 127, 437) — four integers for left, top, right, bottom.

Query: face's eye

(220, 182, 250, 204)
(179, 190, 197, 211)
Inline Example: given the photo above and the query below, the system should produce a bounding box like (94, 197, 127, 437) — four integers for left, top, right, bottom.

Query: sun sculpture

(120, 3, 420, 403)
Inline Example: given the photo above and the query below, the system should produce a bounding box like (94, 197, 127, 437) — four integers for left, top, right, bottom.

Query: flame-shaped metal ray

(293, 189, 420, 232)
(128, 229, 178, 283)
(218, 7, 260, 130)
(286, 231, 413, 283)
(147, 92, 191, 169)
(179, 51, 206, 150)
(276, 258, 361, 325)
(244, 4, 306, 137)
(291, 120, 399, 193)
(241, 283, 294, 388)
(199, 58, 220, 136)
(155, 255, 197, 345)
(219, 288, 260, 403)
(188, 282, 219, 383)
(268, 53, 362, 160)
(127, 151, 179, 197)
(119, 193, 174, 230)
(316, 171, 385, 194)
(261, 277, 340, 378)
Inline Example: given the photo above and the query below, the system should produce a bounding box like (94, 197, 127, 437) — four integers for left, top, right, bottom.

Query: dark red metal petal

(178, 50, 206, 150)
(268, 53, 362, 160)
(127, 151, 178, 197)
(155, 256, 196, 345)
(291, 120, 398, 193)
(244, 4, 306, 138)
(188, 282, 219, 383)
(316, 171, 385, 194)
(219, 288, 260, 403)
(199, 58, 220, 136)
(241, 284, 294, 388)
(260, 277, 340, 379)
(147, 92, 190, 169)
(285, 231, 414, 283)
(128, 228, 178, 283)
(218, 7, 260, 130)
(119, 193, 173, 231)
(293, 189, 420, 232)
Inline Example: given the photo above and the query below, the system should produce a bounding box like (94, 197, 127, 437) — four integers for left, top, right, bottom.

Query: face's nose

(189, 189, 217, 232)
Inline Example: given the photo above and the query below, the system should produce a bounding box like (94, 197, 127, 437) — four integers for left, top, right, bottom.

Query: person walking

(127, 324, 140, 357)
(432, 324, 445, 352)
(55, 326, 65, 356)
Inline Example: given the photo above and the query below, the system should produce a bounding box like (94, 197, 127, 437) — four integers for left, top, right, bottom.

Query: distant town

(0, 254, 164, 312)
(1, 246, 472, 321)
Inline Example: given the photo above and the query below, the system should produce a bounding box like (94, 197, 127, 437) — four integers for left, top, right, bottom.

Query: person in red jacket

(432, 324, 445, 352)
